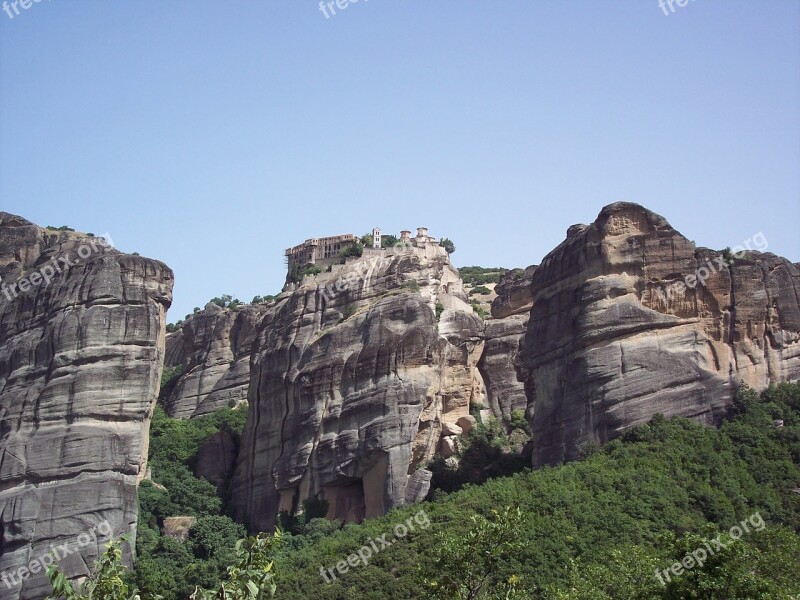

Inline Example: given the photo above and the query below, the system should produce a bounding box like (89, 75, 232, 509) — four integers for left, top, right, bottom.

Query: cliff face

(478, 266, 536, 425)
(231, 245, 485, 531)
(522, 203, 800, 466)
(0, 213, 172, 600)
(163, 303, 268, 419)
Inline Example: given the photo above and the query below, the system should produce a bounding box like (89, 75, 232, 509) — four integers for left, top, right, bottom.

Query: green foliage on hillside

(471, 300, 489, 319)
(189, 532, 282, 600)
(469, 285, 492, 296)
(427, 419, 530, 496)
(134, 406, 250, 598)
(269, 384, 800, 598)
(47, 536, 142, 600)
(127, 383, 800, 599)
(458, 266, 509, 285)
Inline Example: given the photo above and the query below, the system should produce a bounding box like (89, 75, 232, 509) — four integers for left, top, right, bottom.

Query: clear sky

(2, 0, 798, 322)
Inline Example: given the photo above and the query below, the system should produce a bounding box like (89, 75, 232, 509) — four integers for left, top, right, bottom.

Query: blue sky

(2, 0, 798, 322)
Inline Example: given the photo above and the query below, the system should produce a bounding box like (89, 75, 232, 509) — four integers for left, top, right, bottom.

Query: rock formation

(0, 213, 172, 600)
(522, 203, 800, 466)
(195, 430, 238, 495)
(231, 244, 486, 531)
(163, 303, 268, 419)
(479, 266, 536, 426)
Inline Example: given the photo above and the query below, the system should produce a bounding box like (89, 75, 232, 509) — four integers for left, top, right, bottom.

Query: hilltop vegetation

(458, 265, 510, 286)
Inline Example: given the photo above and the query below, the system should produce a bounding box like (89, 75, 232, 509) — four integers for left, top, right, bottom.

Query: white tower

(372, 227, 381, 249)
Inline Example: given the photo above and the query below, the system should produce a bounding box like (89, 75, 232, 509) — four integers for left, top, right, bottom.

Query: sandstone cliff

(163, 303, 268, 419)
(230, 245, 486, 530)
(0, 213, 172, 600)
(522, 203, 800, 466)
(478, 266, 536, 426)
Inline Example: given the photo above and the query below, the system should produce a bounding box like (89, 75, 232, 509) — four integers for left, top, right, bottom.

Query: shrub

(289, 264, 322, 284)
(402, 280, 420, 293)
(381, 234, 399, 249)
(209, 294, 241, 309)
(469, 285, 492, 296)
(458, 266, 509, 286)
(340, 242, 364, 259)
(471, 301, 488, 319)
(341, 304, 356, 321)
(47, 536, 141, 600)
(509, 409, 529, 433)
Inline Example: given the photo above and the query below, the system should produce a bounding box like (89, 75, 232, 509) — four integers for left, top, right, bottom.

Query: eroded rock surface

(522, 203, 800, 466)
(0, 213, 172, 600)
(478, 266, 536, 425)
(163, 303, 267, 419)
(195, 430, 238, 495)
(231, 245, 486, 531)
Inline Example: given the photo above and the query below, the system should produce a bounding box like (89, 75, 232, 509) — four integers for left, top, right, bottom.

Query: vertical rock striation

(163, 303, 268, 419)
(478, 266, 536, 426)
(0, 213, 172, 600)
(231, 245, 486, 531)
(522, 203, 800, 466)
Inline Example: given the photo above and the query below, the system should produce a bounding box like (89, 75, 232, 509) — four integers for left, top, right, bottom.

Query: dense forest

(62, 381, 798, 599)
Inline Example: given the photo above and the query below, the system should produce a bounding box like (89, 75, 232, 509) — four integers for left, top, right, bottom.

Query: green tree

(421, 507, 528, 599)
(340, 242, 364, 259)
(190, 532, 282, 600)
(47, 536, 146, 600)
(381, 234, 399, 249)
(439, 238, 455, 255)
(189, 516, 247, 560)
(435, 302, 445, 320)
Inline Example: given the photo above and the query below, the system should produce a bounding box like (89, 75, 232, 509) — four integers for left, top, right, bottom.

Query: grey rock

(490, 266, 536, 320)
(440, 436, 458, 458)
(479, 314, 530, 424)
(162, 517, 196, 541)
(164, 329, 186, 368)
(195, 430, 238, 494)
(441, 421, 463, 436)
(164, 303, 267, 418)
(521, 202, 800, 466)
(404, 469, 433, 504)
(231, 246, 486, 531)
(0, 213, 172, 600)
(456, 415, 477, 435)
(478, 265, 536, 429)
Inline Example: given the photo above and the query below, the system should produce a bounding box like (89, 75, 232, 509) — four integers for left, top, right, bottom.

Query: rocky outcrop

(231, 244, 486, 531)
(478, 266, 536, 425)
(0, 213, 172, 600)
(522, 203, 800, 466)
(195, 430, 238, 495)
(490, 266, 536, 320)
(162, 517, 196, 541)
(163, 303, 268, 419)
(164, 329, 186, 368)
